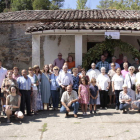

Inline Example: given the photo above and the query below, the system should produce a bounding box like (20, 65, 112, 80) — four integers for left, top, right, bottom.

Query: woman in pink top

(121, 62, 129, 78)
(12, 67, 20, 80)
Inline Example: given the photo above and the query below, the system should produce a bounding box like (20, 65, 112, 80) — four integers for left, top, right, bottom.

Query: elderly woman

(67, 55, 75, 69)
(28, 67, 38, 115)
(5, 85, 24, 123)
(112, 68, 124, 110)
(124, 66, 136, 101)
(1, 71, 18, 115)
(136, 66, 140, 85)
(50, 66, 60, 110)
(121, 62, 129, 78)
(12, 67, 20, 80)
(34, 65, 43, 111)
(108, 62, 116, 105)
(97, 67, 110, 109)
(72, 68, 79, 94)
(119, 84, 132, 113)
(41, 65, 51, 110)
(131, 84, 140, 113)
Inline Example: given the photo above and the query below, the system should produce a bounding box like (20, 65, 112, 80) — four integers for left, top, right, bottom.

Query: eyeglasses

(54, 69, 58, 70)
(130, 69, 133, 71)
(111, 65, 115, 67)
(58, 55, 62, 56)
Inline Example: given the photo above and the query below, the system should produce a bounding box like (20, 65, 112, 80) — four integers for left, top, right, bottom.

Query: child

(89, 78, 99, 114)
(78, 76, 90, 115)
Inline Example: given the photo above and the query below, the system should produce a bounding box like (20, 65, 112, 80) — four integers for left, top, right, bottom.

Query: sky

(63, 0, 100, 9)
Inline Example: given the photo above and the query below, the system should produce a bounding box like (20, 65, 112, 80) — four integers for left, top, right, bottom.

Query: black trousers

(20, 90, 31, 115)
(100, 90, 108, 108)
(115, 90, 122, 108)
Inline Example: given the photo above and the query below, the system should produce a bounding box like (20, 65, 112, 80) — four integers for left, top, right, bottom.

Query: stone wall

(0, 21, 43, 71)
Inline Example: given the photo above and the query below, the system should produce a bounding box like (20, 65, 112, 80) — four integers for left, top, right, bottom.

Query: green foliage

(0, 0, 6, 12)
(50, 0, 64, 10)
(11, 0, 33, 11)
(33, 0, 50, 10)
(97, 0, 140, 10)
(76, 0, 89, 9)
(83, 38, 140, 70)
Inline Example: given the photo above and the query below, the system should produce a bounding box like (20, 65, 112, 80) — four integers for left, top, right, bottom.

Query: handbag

(128, 74, 135, 91)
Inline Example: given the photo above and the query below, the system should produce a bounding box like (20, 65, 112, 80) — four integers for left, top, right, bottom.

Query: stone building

(0, 10, 140, 70)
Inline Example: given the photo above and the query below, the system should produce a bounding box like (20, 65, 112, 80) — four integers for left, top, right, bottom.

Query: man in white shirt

(109, 56, 120, 70)
(86, 63, 100, 81)
(57, 66, 73, 98)
(0, 60, 7, 114)
(60, 85, 79, 118)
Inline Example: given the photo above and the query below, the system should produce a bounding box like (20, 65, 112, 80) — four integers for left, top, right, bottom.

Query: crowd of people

(0, 52, 140, 122)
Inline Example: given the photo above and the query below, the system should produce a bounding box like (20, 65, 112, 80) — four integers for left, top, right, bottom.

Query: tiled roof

(26, 21, 140, 32)
(1, 9, 140, 22)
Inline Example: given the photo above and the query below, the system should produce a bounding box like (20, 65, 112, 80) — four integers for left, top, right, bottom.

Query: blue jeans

(120, 103, 131, 110)
(60, 102, 79, 114)
(51, 90, 59, 108)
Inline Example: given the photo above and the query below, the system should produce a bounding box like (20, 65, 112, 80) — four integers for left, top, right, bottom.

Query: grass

(39, 123, 48, 140)
(125, 130, 130, 132)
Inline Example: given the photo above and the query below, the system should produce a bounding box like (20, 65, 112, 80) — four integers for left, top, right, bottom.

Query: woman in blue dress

(41, 65, 51, 110)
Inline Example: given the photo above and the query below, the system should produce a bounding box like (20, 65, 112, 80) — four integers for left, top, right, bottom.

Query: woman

(124, 66, 136, 101)
(5, 85, 24, 123)
(1, 71, 18, 114)
(28, 67, 38, 115)
(121, 62, 129, 78)
(50, 66, 60, 110)
(41, 65, 51, 110)
(136, 66, 140, 85)
(97, 67, 110, 109)
(112, 68, 124, 110)
(12, 67, 20, 80)
(34, 65, 43, 111)
(108, 62, 116, 105)
(119, 84, 131, 113)
(72, 68, 79, 93)
(67, 55, 75, 69)
(131, 84, 140, 112)
(79, 68, 89, 83)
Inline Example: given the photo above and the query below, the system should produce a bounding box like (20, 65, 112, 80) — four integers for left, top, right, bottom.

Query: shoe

(105, 107, 107, 110)
(126, 109, 129, 114)
(83, 112, 85, 115)
(100, 107, 102, 109)
(74, 114, 78, 118)
(94, 110, 96, 114)
(138, 109, 140, 113)
(65, 112, 69, 118)
(7, 119, 10, 123)
(90, 110, 93, 114)
(115, 107, 119, 110)
(34, 112, 38, 115)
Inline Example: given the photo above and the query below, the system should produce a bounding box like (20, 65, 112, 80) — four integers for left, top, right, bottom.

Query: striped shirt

(17, 76, 32, 90)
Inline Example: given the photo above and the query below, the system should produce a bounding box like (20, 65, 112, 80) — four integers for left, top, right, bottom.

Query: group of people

(1, 52, 140, 122)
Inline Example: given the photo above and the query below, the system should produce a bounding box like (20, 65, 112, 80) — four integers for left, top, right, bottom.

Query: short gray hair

(128, 66, 135, 71)
(101, 67, 106, 71)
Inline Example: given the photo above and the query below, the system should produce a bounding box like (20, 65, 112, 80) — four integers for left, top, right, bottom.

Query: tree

(0, 0, 6, 12)
(33, 0, 50, 10)
(76, 0, 89, 9)
(49, 0, 64, 10)
(11, 0, 33, 11)
(97, 0, 140, 10)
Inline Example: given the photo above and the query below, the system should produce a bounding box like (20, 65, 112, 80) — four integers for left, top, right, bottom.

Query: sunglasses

(111, 65, 115, 67)
(58, 55, 62, 56)
(130, 69, 133, 71)
(54, 69, 58, 70)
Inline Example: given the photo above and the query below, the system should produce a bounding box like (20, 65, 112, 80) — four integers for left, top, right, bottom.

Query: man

(116, 53, 123, 65)
(86, 63, 100, 81)
(96, 55, 109, 73)
(17, 69, 32, 116)
(109, 56, 120, 70)
(132, 57, 140, 73)
(57, 66, 73, 98)
(53, 53, 65, 69)
(120, 56, 131, 70)
(0, 60, 7, 115)
(60, 85, 79, 118)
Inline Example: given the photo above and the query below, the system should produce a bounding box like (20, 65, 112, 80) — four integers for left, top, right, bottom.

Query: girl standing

(78, 76, 90, 115)
(89, 78, 99, 114)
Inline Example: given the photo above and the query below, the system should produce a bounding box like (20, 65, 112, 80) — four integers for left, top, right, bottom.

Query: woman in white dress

(124, 66, 136, 102)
